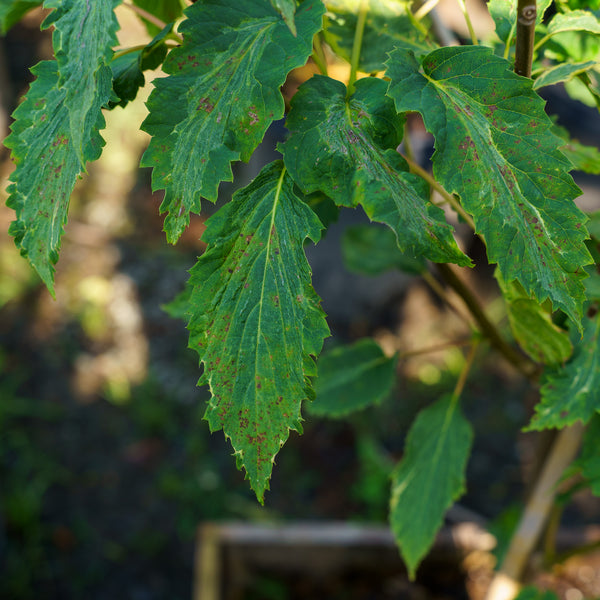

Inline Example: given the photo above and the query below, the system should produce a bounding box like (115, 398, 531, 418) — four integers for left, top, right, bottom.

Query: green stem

(398, 336, 473, 360)
(312, 34, 328, 76)
(533, 33, 551, 53)
(514, 0, 536, 77)
(348, 0, 369, 95)
(400, 154, 476, 231)
(436, 263, 539, 379)
(455, 0, 478, 45)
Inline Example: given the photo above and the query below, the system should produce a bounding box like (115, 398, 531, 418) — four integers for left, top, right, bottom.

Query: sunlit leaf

(187, 161, 329, 502)
(43, 0, 120, 166)
(390, 395, 472, 579)
(547, 9, 600, 37)
(282, 75, 471, 266)
(527, 314, 600, 430)
(4, 62, 104, 293)
(309, 339, 397, 417)
(386, 46, 592, 327)
(269, 0, 297, 36)
(141, 0, 324, 243)
(533, 60, 599, 90)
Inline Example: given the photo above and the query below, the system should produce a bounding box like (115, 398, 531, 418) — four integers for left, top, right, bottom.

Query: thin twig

(455, 0, 478, 45)
(123, 1, 183, 42)
(398, 336, 473, 360)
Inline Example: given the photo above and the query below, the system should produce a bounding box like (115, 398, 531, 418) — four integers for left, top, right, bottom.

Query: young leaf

(323, 0, 436, 73)
(4, 62, 105, 293)
(309, 338, 397, 417)
(187, 161, 329, 502)
(0, 0, 42, 33)
(282, 75, 471, 267)
(342, 224, 427, 276)
(527, 314, 600, 431)
(42, 0, 120, 166)
(386, 46, 592, 326)
(533, 60, 599, 90)
(496, 272, 572, 365)
(141, 0, 325, 243)
(390, 395, 473, 579)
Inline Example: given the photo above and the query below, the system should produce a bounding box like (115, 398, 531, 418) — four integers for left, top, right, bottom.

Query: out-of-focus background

(1, 4, 600, 600)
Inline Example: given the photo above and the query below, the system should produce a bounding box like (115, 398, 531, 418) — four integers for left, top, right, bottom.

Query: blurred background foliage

(1, 3, 599, 600)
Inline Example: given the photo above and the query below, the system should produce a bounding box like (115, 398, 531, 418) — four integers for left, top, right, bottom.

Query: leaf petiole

(348, 0, 369, 95)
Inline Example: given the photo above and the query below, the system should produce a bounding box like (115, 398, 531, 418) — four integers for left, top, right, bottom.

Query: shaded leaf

(283, 75, 470, 266)
(132, 0, 183, 35)
(309, 339, 397, 417)
(342, 224, 426, 276)
(527, 314, 600, 430)
(386, 46, 591, 326)
(497, 273, 572, 365)
(323, 0, 436, 72)
(390, 395, 472, 579)
(141, 0, 324, 243)
(0, 0, 42, 33)
(43, 0, 120, 166)
(187, 161, 329, 502)
(513, 588, 559, 600)
(533, 60, 599, 90)
(573, 414, 600, 496)
(4, 62, 104, 293)
(110, 24, 173, 108)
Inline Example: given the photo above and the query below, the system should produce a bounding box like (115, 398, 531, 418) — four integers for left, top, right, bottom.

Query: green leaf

(110, 24, 174, 108)
(187, 161, 329, 502)
(323, 0, 436, 73)
(554, 124, 600, 175)
(527, 314, 600, 430)
(342, 224, 427, 276)
(386, 46, 592, 327)
(533, 60, 599, 90)
(547, 9, 600, 37)
(282, 75, 471, 266)
(390, 395, 472, 579)
(0, 0, 42, 33)
(309, 339, 397, 417)
(132, 0, 183, 35)
(4, 61, 105, 293)
(42, 0, 120, 166)
(513, 587, 559, 600)
(497, 272, 572, 365)
(269, 0, 297, 36)
(572, 414, 600, 496)
(141, 0, 324, 243)
(488, 0, 551, 48)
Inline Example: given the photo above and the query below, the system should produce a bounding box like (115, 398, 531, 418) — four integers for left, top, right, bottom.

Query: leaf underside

(283, 75, 471, 266)
(141, 0, 325, 243)
(390, 395, 472, 579)
(386, 46, 591, 326)
(527, 314, 600, 430)
(187, 161, 329, 502)
(310, 339, 397, 417)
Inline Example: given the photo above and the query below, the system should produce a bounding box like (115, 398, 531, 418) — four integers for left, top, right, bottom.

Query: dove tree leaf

(4, 61, 105, 293)
(309, 338, 397, 417)
(42, 0, 120, 167)
(186, 161, 329, 502)
(526, 314, 600, 431)
(386, 45, 592, 326)
(282, 75, 471, 267)
(141, 0, 324, 243)
(390, 394, 473, 579)
(0, 0, 42, 33)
